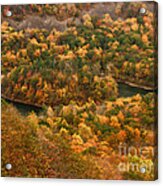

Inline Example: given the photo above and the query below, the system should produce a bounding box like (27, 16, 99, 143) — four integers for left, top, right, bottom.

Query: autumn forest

(1, 2, 158, 180)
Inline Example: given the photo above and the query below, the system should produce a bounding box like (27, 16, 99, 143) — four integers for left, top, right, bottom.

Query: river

(3, 83, 153, 115)
(118, 83, 152, 97)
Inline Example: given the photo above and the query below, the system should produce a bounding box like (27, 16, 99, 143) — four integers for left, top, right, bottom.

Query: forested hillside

(1, 2, 158, 180)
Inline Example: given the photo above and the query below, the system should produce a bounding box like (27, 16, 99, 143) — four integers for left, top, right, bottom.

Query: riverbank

(2, 94, 42, 108)
(116, 79, 157, 91)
